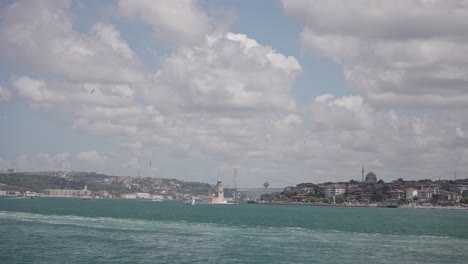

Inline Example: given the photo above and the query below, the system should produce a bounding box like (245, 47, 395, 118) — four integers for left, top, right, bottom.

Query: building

(365, 172, 377, 184)
(24, 191, 37, 198)
(433, 191, 459, 203)
(121, 193, 137, 199)
(462, 190, 468, 198)
(417, 189, 433, 202)
(390, 189, 404, 200)
(405, 188, 418, 201)
(204, 180, 227, 204)
(45, 186, 92, 197)
(136, 193, 151, 199)
(324, 184, 346, 198)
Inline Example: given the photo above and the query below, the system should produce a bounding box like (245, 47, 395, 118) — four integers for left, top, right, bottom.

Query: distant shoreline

(257, 202, 468, 210)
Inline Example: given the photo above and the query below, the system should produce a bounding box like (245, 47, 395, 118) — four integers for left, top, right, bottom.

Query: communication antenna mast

(149, 160, 152, 178)
(233, 168, 238, 204)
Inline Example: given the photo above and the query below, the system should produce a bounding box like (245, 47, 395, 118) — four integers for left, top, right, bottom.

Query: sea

(0, 198, 467, 264)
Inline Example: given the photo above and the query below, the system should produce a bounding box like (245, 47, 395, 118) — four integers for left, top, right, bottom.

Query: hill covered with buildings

(0, 171, 231, 199)
(261, 171, 468, 206)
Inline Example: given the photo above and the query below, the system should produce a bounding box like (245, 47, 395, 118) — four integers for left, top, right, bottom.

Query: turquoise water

(0, 198, 467, 263)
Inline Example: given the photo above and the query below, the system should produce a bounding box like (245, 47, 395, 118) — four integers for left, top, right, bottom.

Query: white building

(24, 191, 37, 198)
(324, 185, 346, 198)
(204, 180, 227, 204)
(417, 189, 433, 202)
(136, 193, 151, 199)
(121, 193, 137, 199)
(45, 186, 92, 197)
(405, 188, 418, 201)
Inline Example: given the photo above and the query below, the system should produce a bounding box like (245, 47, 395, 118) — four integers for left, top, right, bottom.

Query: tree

(460, 197, 468, 204)
(335, 194, 345, 204)
(371, 193, 384, 202)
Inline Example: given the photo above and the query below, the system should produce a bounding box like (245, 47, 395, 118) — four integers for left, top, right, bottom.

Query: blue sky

(1, 0, 467, 187)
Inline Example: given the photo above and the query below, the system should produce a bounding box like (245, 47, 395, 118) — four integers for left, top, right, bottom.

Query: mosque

(362, 167, 377, 183)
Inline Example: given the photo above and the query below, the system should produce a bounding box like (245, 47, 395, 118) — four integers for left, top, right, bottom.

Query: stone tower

(214, 180, 224, 203)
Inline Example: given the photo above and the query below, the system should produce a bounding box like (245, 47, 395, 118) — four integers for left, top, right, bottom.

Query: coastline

(257, 201, 468, 210)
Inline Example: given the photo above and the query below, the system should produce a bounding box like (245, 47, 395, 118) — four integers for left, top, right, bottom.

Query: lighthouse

(214, 180, 225, 203)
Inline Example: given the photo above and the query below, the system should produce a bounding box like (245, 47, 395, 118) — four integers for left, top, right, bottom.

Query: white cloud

(37, 152, 70, 164)
(0, 0, 145, 83)
(283, 0, 468, 108)
(2, 0, 468, 184)
(121, 157, 140, 169)
(0, 158, 12, 170)
(148, 32, 301, 113)
(12, 76, 136, 110)
(0, 85, 11, 102)
(456, 127, 466, 139)
(2, 152, 71, 172)
(118, 0, 212, 45)
(77, 150, 108, 162)
(308, 94, 373, 130)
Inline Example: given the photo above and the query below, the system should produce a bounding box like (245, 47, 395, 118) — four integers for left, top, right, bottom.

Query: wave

(0, 210, 465, 244)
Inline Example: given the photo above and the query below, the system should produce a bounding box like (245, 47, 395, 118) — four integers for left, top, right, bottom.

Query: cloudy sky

(1, 0, 467, 187)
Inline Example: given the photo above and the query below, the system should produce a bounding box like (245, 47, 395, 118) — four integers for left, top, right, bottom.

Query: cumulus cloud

(148, 32, 301, 113)
(2, 152, 71, 171)
(118, 0, 212, 45)
(2, 0, 468, 184)
(0, 85, 11, 102)
(283, 0, 468, 108)
(12, 76, 135, 110)
(309, 94, 373, 130)
(77, 151, 108, 162)
(0, 0, 145, 83)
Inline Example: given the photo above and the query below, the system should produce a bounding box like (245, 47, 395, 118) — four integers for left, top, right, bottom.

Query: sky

(1, 0, 468, 188)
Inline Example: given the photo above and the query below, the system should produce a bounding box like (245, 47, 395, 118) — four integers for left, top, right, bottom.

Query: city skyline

(1, 0, 468, 187)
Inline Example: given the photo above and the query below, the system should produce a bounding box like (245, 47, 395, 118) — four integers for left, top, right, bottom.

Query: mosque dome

(365, 172, 377, 183)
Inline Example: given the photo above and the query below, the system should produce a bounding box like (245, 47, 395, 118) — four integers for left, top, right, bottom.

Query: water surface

(0, 198, 467, 263)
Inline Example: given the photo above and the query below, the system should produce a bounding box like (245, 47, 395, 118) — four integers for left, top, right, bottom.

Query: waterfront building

(360, 191, 373, 202)
(121, 193, 137, 199)
(390, 189, 404, 200)
(204, 180, 227, 204)
(324, 184, 346, 198)
(463, 190, 468, 198)
(136, 193, 151, 199)
(291, 195, 309, 202)
(45, 186, 92, 197)
(24, 191, 37, 198)
(433, 191, 459, 203)
(405, 188, 418, 201)
(417, 189, 433, 202)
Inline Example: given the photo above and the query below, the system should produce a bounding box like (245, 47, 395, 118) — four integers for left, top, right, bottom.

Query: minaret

(362, 167, 364, 182)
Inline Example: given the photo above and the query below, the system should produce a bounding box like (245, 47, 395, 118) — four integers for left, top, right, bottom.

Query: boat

(182, 197, 196, 205)
(386, 203, 398, 208)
